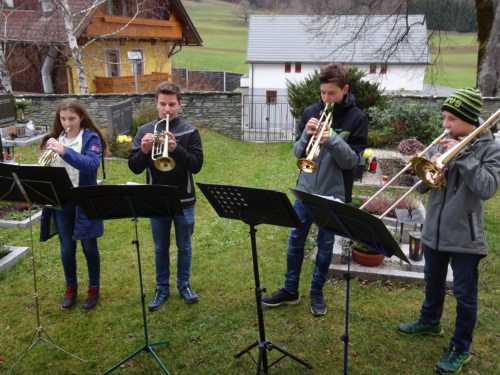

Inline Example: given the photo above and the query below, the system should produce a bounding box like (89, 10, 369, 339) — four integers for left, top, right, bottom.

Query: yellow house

(0, 0, 202, 94)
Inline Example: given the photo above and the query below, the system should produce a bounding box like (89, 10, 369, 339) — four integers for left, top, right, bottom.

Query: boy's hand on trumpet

(306, 118, 329, 144)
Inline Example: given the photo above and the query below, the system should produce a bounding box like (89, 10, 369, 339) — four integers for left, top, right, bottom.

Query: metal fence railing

(242, 95, 296, 142)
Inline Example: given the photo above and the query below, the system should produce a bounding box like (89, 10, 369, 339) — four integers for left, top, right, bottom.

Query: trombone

(361, 108, 500, 219)
(412, 108, 500, 189)
(297, 103, 334, 173)
(151, 115, 176, 172)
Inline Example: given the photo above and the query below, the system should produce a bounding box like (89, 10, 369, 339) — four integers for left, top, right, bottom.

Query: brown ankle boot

(81, 286, 99, 310)
(61, 284, 77, 309)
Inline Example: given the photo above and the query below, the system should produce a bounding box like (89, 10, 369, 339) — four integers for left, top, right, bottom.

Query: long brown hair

(41, 98, 108, 154)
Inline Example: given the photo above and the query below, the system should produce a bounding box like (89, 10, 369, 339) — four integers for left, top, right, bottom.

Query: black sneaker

(261, 288, 300, 307)
(310, 292, 327, 316)
(148, 288, 170, 311)
(61, 284, 77, 310)
(178, 284, 199, 304)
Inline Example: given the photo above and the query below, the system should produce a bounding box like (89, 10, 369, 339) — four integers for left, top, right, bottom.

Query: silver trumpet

(151, 115, 175, 171)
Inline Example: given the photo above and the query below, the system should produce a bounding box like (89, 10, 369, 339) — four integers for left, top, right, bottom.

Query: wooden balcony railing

(94, 72, 171, 93)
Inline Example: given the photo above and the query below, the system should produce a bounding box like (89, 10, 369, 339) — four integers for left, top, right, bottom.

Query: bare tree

(476, 0, 499, 96)
(305, 0, 500, 97)
(233, 0, 253, 22)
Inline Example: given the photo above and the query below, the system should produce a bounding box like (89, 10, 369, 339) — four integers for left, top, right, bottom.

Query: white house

(241, 14, 429, 141)
(244, 14, 429, 99)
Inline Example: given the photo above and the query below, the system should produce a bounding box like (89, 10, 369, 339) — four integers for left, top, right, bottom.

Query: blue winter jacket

(40, 129, 104, 241)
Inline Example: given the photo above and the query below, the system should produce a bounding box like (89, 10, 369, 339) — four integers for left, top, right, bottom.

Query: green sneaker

(397, 320, 444, 336)
(435, 345, 471, 374)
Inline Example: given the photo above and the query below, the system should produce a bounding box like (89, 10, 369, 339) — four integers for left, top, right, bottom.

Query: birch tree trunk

(59, 0, 89, 94)
(0, 42, 12, 92)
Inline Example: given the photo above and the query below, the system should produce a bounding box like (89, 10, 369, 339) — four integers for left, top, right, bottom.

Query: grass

(0, 129, 498, 374)
(174, 1, 480, 88)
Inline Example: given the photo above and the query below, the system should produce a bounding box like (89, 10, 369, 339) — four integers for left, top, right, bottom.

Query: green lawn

(0, 129, 498, 374)
(174, 1, 480, 88)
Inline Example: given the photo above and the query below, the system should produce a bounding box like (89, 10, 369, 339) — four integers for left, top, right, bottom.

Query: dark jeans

(54, 207, 100, 287)
(150, 207, 195, 291)
(284, 199, 335, 295)
(419, 245, 481, 351)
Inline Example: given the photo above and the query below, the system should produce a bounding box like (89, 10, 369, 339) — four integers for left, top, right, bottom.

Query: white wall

(243, 63, 426, 95)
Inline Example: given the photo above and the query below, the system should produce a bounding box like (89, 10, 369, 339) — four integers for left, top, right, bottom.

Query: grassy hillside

(172, 0, 248, 73)
(174, 1, 479, 88)
(426, 31, 478, 88)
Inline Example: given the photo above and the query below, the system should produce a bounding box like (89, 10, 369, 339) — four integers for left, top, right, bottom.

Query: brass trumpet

(411, 108, 500, 189)
(152, 115, 176, 172)
(297, 103, 334, 173)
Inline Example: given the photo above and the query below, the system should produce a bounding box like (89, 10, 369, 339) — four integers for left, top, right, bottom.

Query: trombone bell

(411, 156, 446, 189)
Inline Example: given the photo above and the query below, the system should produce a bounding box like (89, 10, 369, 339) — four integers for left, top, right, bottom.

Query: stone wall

(16, 92, 500, 142)
(19, 92, 243, 140)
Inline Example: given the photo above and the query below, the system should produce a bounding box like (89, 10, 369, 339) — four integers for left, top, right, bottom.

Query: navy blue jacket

(40, 129, 104, 241)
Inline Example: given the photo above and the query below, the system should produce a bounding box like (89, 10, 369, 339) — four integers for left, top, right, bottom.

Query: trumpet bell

(297, 158, 317, 173)
(154, 156, 176, 172)
(411, 156, 446, 189)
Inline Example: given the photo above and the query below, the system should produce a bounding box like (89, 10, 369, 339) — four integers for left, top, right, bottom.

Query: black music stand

(197, 183, 312, 374)
(290, 189, 409, 375)
(71, 184, 182, 375)
(0, 162, 84, 373)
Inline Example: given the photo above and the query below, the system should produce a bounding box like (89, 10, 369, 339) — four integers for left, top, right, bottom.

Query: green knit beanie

(442, 87, 483, 126)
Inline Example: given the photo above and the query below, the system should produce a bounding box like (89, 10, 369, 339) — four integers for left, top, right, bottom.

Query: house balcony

(94, 72, 171, 93)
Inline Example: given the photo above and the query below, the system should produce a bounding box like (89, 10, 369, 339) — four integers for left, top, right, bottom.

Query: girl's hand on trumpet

(45, 137, 65, 155)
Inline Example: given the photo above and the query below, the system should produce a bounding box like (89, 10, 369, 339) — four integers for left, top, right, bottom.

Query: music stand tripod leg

(101, 219, 171, 375)
(7, 218, 84, 374)
(235, 223, 312, 374)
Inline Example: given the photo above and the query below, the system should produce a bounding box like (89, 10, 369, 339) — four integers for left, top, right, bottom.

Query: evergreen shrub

(131, 103, 157, 136)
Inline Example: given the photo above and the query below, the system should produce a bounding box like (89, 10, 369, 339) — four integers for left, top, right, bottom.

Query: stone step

(325, 237, 453, 287)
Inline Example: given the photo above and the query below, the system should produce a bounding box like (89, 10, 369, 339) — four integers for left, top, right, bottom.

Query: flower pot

(352, 249, 385, 267)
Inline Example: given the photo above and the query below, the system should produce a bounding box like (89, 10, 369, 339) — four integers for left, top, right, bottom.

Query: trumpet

(297, 103, 334, 173)
(152, 115, 176, 172)
(411, 108, 500, 189)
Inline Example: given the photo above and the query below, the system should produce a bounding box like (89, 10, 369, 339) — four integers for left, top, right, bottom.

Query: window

(284, 63, 291, 73)
(380, 64, 388, 74)
(107, 0, 130, 16)
(106, 50, 120, 77)
(295, 63, 302, 73)
(266, 90, 277, 105)
(130, 49, 144, 75)
(369, 64, 376, 74)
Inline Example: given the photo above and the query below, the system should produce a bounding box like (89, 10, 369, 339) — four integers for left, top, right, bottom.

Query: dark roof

(247, 15, 429, 64)
(0, 0, 201, 45)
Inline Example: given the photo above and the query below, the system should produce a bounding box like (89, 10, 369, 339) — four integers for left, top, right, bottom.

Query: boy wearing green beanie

(397, 88, 500, 374)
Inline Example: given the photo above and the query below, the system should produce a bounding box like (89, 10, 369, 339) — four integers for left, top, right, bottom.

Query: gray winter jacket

(294, 94, 368, 203)
(419, 131, 500, 255)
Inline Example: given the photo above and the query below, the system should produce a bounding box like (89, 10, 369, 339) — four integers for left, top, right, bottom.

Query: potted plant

(15, 98, 33, 123)
(351, 241, 385, 267)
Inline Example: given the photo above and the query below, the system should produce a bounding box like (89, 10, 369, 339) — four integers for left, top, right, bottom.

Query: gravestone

(106, 99, 133, 136)
(0, 93, 16, 128)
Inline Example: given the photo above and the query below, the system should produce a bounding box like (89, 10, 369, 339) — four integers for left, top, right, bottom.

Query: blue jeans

(419, 245, 481, 351)
(150, 207, 195, 291)
(54, 207, 100, 287)
(284, 199, 335, 295)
